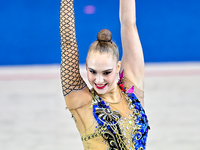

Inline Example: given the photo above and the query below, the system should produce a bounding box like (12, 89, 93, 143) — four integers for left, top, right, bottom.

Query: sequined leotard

(59, 0, 150, 149)
(80, 71, 150, 150)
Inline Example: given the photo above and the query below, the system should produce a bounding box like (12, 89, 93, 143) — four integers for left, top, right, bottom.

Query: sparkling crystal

(128, 121, 132, 125)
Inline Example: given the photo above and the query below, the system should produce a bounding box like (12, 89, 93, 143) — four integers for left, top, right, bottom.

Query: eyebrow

(88, 68, 113, 72)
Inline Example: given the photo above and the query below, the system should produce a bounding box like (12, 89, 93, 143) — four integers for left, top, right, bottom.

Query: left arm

(120, 0, 145, 91)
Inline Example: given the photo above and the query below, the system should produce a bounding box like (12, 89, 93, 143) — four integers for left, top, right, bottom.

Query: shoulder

(64, 87, 92, 110)
(119, 67, 144, 91)
(118, 70, 144, 106)
(118, 69, 143, 90)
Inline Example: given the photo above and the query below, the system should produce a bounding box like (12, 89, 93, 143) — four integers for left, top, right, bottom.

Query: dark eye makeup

(103, 71, 111, 75)
(88, 68, 113, 75)
(89, 69, 97, 74)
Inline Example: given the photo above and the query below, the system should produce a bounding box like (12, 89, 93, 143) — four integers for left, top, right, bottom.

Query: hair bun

(97, 29, 112, 42)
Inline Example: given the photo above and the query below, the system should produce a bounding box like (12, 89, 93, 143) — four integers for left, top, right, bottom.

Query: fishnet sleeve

(60, 0, 86, 96)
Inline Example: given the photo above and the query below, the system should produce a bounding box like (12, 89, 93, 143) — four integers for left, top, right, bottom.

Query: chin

(93, 85, 109, 95)
(95, 90, 107, 95)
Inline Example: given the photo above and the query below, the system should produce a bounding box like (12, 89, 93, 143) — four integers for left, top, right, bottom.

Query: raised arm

(120, 0, 145, 90)
(60, 0, 87, 99)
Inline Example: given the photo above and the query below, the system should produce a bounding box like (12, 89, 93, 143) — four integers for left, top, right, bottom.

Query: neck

(98, 84, 121, 104)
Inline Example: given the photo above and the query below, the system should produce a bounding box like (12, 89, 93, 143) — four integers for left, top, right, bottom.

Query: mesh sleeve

(60, 0, 87, 96)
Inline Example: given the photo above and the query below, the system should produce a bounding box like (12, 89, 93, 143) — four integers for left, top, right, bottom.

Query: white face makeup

(86, 52, 120, 95)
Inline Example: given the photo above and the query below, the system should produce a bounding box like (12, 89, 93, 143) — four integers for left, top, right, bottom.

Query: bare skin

(64, 0, 144, 135)
(86, 51, 121, 103)
(120, 0, 145, 91)
(65, 0, 144, 110)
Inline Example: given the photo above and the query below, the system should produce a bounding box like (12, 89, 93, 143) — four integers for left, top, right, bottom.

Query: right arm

(60, 0, 91, 109)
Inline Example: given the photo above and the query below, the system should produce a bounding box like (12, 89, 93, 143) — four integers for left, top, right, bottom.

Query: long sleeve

(60, 0, 86, 96)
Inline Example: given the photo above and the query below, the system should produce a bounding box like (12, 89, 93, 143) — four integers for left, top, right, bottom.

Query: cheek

(87, 72, 95, 83)
(107, 72, 117, 83)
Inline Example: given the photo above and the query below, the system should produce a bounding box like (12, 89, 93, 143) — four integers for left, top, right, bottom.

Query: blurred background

(1, 0, 200, 65)
(0, 0, 200, 150)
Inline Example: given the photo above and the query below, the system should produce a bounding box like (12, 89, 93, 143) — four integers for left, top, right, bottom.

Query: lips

(95, 83, 107, 89)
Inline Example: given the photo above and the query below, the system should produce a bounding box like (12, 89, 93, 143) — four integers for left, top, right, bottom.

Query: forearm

(120, 0, 144, 90)
(120, 0, 136, 26)
(60, 0, 86, 96)
(60, 0, 77, 47)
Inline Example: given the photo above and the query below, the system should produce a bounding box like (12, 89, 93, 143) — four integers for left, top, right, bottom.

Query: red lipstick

(95, 83, 107, 89)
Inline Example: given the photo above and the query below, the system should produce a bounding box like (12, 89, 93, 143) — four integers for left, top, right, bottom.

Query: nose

(95, 74, 104, 84)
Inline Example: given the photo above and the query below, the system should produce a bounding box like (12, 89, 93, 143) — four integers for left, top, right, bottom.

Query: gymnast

(60, 0, 150, 149)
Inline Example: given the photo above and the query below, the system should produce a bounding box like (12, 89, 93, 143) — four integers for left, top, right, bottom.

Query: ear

(117, 61, 121, 73)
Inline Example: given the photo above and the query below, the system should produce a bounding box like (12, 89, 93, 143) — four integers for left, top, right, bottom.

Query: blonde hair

(87, 29, 119, 62)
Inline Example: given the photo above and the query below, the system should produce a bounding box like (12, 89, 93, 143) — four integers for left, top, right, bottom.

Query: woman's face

(86, 51, 121, 95)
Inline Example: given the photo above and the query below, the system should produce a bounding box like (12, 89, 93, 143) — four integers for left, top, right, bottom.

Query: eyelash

(89, 70, 97, 74)
(89, 70, 111, 75)
(103, 72, 111, 75)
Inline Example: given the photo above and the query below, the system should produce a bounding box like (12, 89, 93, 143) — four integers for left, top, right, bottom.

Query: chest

(90, 91, 149, 150)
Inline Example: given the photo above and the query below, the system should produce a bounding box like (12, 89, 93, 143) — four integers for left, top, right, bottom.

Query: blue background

(0, 0, 199, 65)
